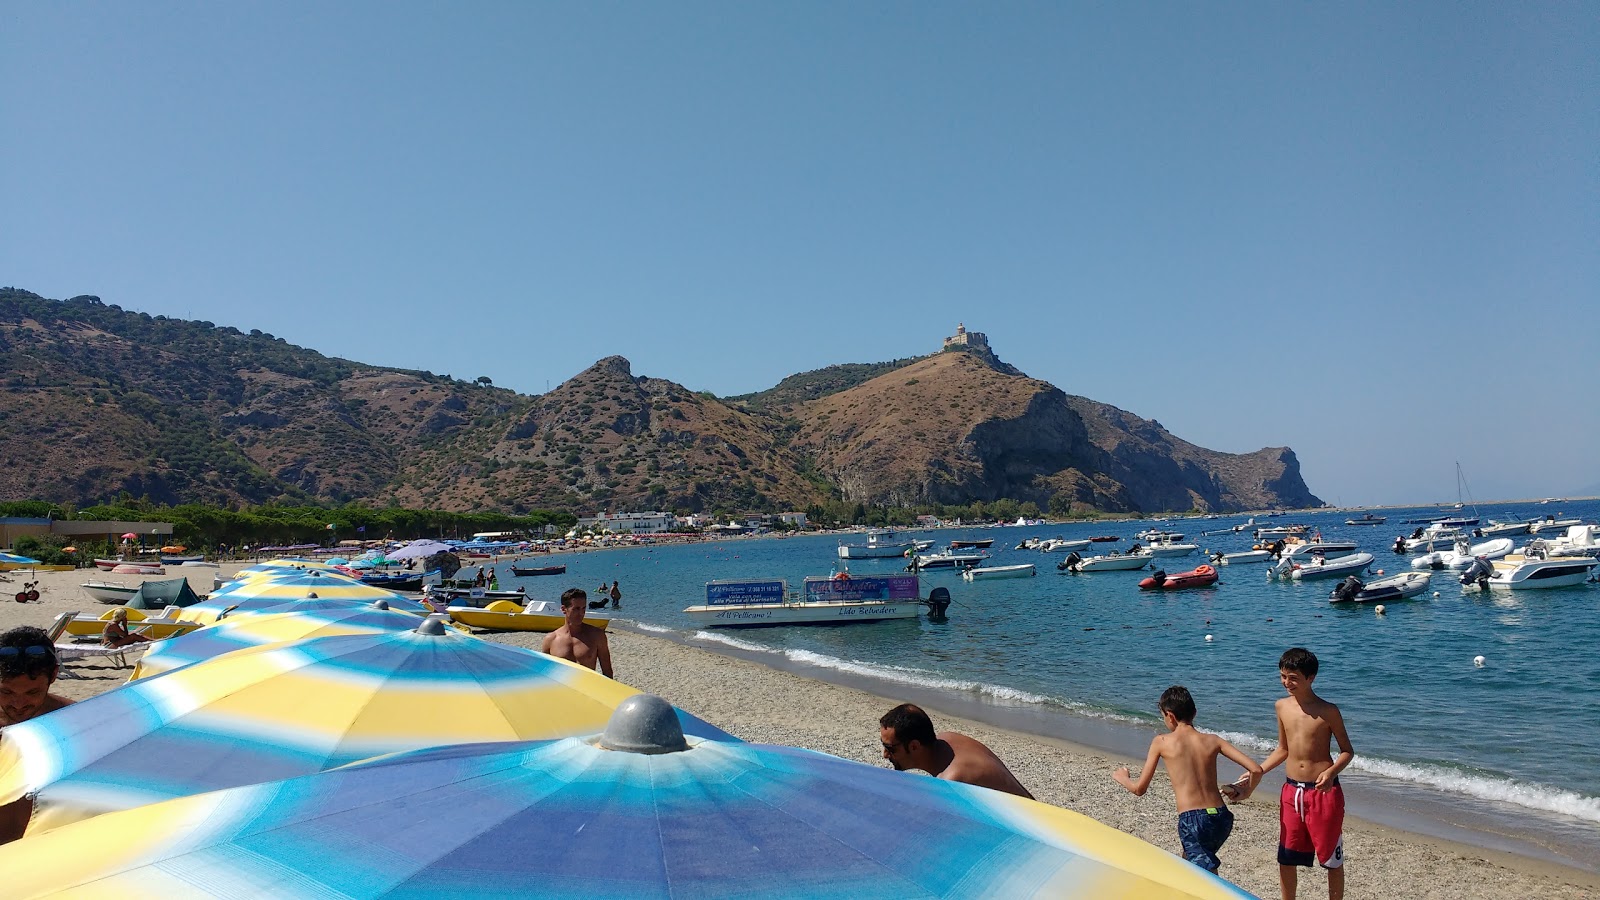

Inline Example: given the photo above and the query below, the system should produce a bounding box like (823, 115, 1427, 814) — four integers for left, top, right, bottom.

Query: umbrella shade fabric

(182, 594, 430, 627)
(0, 551, 40, 565)
(0, 736, 1250, 899)
(387, 539, 454, 560)
(0, 627, 736, 837)
(130, 604, 428, 679)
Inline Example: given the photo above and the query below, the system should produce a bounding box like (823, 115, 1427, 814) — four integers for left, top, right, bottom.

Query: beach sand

(3, 563, 1596, 899)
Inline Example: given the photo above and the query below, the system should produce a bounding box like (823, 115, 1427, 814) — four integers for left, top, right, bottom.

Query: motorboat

(1518, 526, 1600, 559)
(92, 558, 126, 570)
(1329, 571, 1430, 604)
(1039, 538, 1091, 552)
(683, 575, 942, 627)
(1475, 519, 1533, 538)
(1280, 541, 1360, 561)
(1462, 551, 1598, 590)
(1529, 516, 1582, 534)
(447, 599, 608, 632)
(1270, 553, 1375, 581)
(1145, 541, 1199, 558)
(1399, 525, 1467, 553)
(81, 581, 140, 605)
(1344, 514, 1387, 526)
(508, 564, 567, 577)
(110, 563, 165, 575)
(1254, 524, 1309, 540)
(908, 550, 988, 570)
(1210, 550, 1273, 566)
(837, 530, 917, 559)
(422, 584, 528, 609)
(359, 571, 426, 590)
(1134, 529, 1185, 542)
(1089, 535, 1121, 542)
(160, 555, 207, 565)
(1139, 564, 1218, 590)
(1438, 538, 1513, 569)
(948, 538, 995, 550)
(961, 563, 1036, 581)
(1061, 550, 1152, 572)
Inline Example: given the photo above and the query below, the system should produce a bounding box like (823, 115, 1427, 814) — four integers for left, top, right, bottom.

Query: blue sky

(3, 3, 1595, 506)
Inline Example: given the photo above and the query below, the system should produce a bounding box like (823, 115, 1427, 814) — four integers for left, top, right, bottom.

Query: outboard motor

(1270, 539, 1286, 558)
(1460, 557, 1493, 587)
(924, 586, 951, 620)
(1128, 542, 1143, 555)
(1333, 575, 1365, 603)
(1058, 551, 1082, 572)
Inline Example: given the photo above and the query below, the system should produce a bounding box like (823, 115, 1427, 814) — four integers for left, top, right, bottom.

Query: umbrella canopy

(187, 571, 417, 624)
(183, 593, 431, 626)
(0, 698, 1246, 899)
(120, 533, 137, 540)
(387, 539, 454, 560)
(130, 602, 426, 679)
(0, 551, 39, 565)
(0, 623, 735, 837)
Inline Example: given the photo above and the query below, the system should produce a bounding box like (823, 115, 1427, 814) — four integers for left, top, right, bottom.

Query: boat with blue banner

(683, 575, 944, 627)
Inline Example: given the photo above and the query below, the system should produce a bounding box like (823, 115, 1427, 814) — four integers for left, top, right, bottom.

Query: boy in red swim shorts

(1226, 647, 1354, 900)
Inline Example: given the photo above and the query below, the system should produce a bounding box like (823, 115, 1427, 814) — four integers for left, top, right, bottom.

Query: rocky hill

(0, 289, 1320, 514)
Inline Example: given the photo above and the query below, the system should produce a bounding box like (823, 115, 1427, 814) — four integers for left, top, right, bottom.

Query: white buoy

(1375, 605, 1386, 615)
(1474, 655, 1485, 667)
(1433, 591, 1441, 598)
(1205, 634, 1214, 642)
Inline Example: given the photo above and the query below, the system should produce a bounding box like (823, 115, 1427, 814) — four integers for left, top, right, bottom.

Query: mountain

(0, 289, 1321, 514)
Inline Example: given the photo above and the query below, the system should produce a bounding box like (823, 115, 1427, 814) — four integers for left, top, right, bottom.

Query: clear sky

(4, 3, 1595, 506)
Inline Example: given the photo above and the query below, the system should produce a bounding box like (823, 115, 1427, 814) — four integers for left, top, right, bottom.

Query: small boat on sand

(82, 581, 140, 604)
(111, 563, 165, 575)
(961, 564, 1035, 581)
(447, 599, 609, 632)
(1139, 565, 1218, 590)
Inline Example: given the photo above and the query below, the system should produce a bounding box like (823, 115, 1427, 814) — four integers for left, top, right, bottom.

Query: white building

(575, 511, 677, 535)
(778, 511, 808, 528)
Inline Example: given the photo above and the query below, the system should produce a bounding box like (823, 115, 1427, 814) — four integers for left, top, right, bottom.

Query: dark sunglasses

(0, 645, 51, 660)
(881, 740, 904, 753)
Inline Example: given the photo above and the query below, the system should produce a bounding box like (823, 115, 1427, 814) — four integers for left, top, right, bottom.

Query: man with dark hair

(541, 588, 613, 678)
(1113, 685, 1262, 873)
(878, 703, 1032, 799)
(2, 626, 75, 845)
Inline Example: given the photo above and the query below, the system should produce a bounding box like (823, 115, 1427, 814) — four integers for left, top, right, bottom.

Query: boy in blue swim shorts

(1114, 685, 1264, 872)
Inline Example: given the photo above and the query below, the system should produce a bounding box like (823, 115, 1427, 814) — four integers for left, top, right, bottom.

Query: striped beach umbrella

(186, 573, 423, 624)
(182, 592, 432, 627)
(129, 602, 428, 680)
(0, 622, 735, 838)
(0, 697, 1247, 899)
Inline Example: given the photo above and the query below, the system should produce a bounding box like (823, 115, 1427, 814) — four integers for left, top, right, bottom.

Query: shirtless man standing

(541, 588, 613, 678)
(879, 703, 1033, 799)
(2, 627, 75, 844)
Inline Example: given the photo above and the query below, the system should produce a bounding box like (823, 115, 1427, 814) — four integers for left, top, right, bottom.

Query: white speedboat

(1518, 526, 1600, 559)
(81, 581, 139, 605)
(909, 551, 988, 570)
(1271, 553, 1375, 581)
(1062, 550, 1152, 572)
(1134, 529, 1184, 542)
(961, 564, 1036, 581)
(1440, 538, 1514, 569)
(1211, 550, 1273, 566)
(1280, 541, 1360, 561)
(837, 530, 917, 559)
(1038, 538, 1091, 552)
(1476, 519, 1533, 538)
(1145, 541, 1198, 558)
(1528, 516, 1582, 534)
(1344, 514, 1387, 526)
(1254, 524, 1308, 540)
(683, 575, 937, 627)
(1329, 571, 1430, 603)
(1400, 525, 1467, 553)
(1470, 553, 1598, 590)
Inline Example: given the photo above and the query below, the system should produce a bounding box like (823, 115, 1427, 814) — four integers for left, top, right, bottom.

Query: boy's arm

(596, 631, 614, 679)
(1216, 737, 1265, 799)
(1316, 703, 1354, 790)
(1112, 738, 1163, 797)
(1228, 710, 1287, 800)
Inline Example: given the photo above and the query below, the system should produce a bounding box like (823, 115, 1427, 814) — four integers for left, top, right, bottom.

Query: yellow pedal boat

(60, 606, 205, 640)
(447, 599, 610, 633)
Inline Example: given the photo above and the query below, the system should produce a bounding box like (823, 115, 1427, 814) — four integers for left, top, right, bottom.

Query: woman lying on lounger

(102, 609, 152, 648)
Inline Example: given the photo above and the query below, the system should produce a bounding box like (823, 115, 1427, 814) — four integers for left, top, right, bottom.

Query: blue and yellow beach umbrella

(0, 623, 734, 837)
(130, 602, 430, 679)
(0, 703, 1250, 899)
(185, 573, 425, 624)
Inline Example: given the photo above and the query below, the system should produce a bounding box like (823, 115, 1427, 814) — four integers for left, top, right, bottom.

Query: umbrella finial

(416, 615, 450, 636)
(371, 599, 390, 610)
(600, 694, 689, 755)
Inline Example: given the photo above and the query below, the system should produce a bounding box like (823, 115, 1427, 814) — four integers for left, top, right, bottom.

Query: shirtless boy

(2, 627, 75, 844)
(1113, 685, 1263, 873)
(540, 588, 613, 678)
(878, 703, 1033, 799)
(1228, 647, 1355, 900)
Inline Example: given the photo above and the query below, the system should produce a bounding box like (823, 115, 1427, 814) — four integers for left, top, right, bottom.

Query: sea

(503, 499, 1600, 872)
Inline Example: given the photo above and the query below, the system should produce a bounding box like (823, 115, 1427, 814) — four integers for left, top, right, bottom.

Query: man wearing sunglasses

(2, 626, 74, 844)
(879, 703, 1033, 799)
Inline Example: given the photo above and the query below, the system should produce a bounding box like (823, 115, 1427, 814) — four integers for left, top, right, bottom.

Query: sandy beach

(3, 562, 1596, 899)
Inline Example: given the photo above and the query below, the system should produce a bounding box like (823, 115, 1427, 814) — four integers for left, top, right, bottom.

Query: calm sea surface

(505, 499, 1600, 860)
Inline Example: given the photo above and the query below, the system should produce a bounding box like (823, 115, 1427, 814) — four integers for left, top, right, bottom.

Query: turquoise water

(506, 500, 1600, 833)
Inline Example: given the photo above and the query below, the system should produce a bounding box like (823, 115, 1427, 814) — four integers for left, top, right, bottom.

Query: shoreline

(500, 624, 1598, 900)
(4, 563, 1597, 897)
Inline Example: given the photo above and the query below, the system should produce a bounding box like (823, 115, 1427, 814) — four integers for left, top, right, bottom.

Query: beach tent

(124, 577, 204, 610)
(0, 696, 1249, 899)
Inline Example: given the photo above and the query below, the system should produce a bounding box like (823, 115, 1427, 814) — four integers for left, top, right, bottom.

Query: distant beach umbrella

(0, 551, 40, 566)
(120, 533, 137, 540)
(0, 699, 1245, 899)
(0, 623, 735, 839)
(387, 539, 455, 561)
(130, 602, 426, 679)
